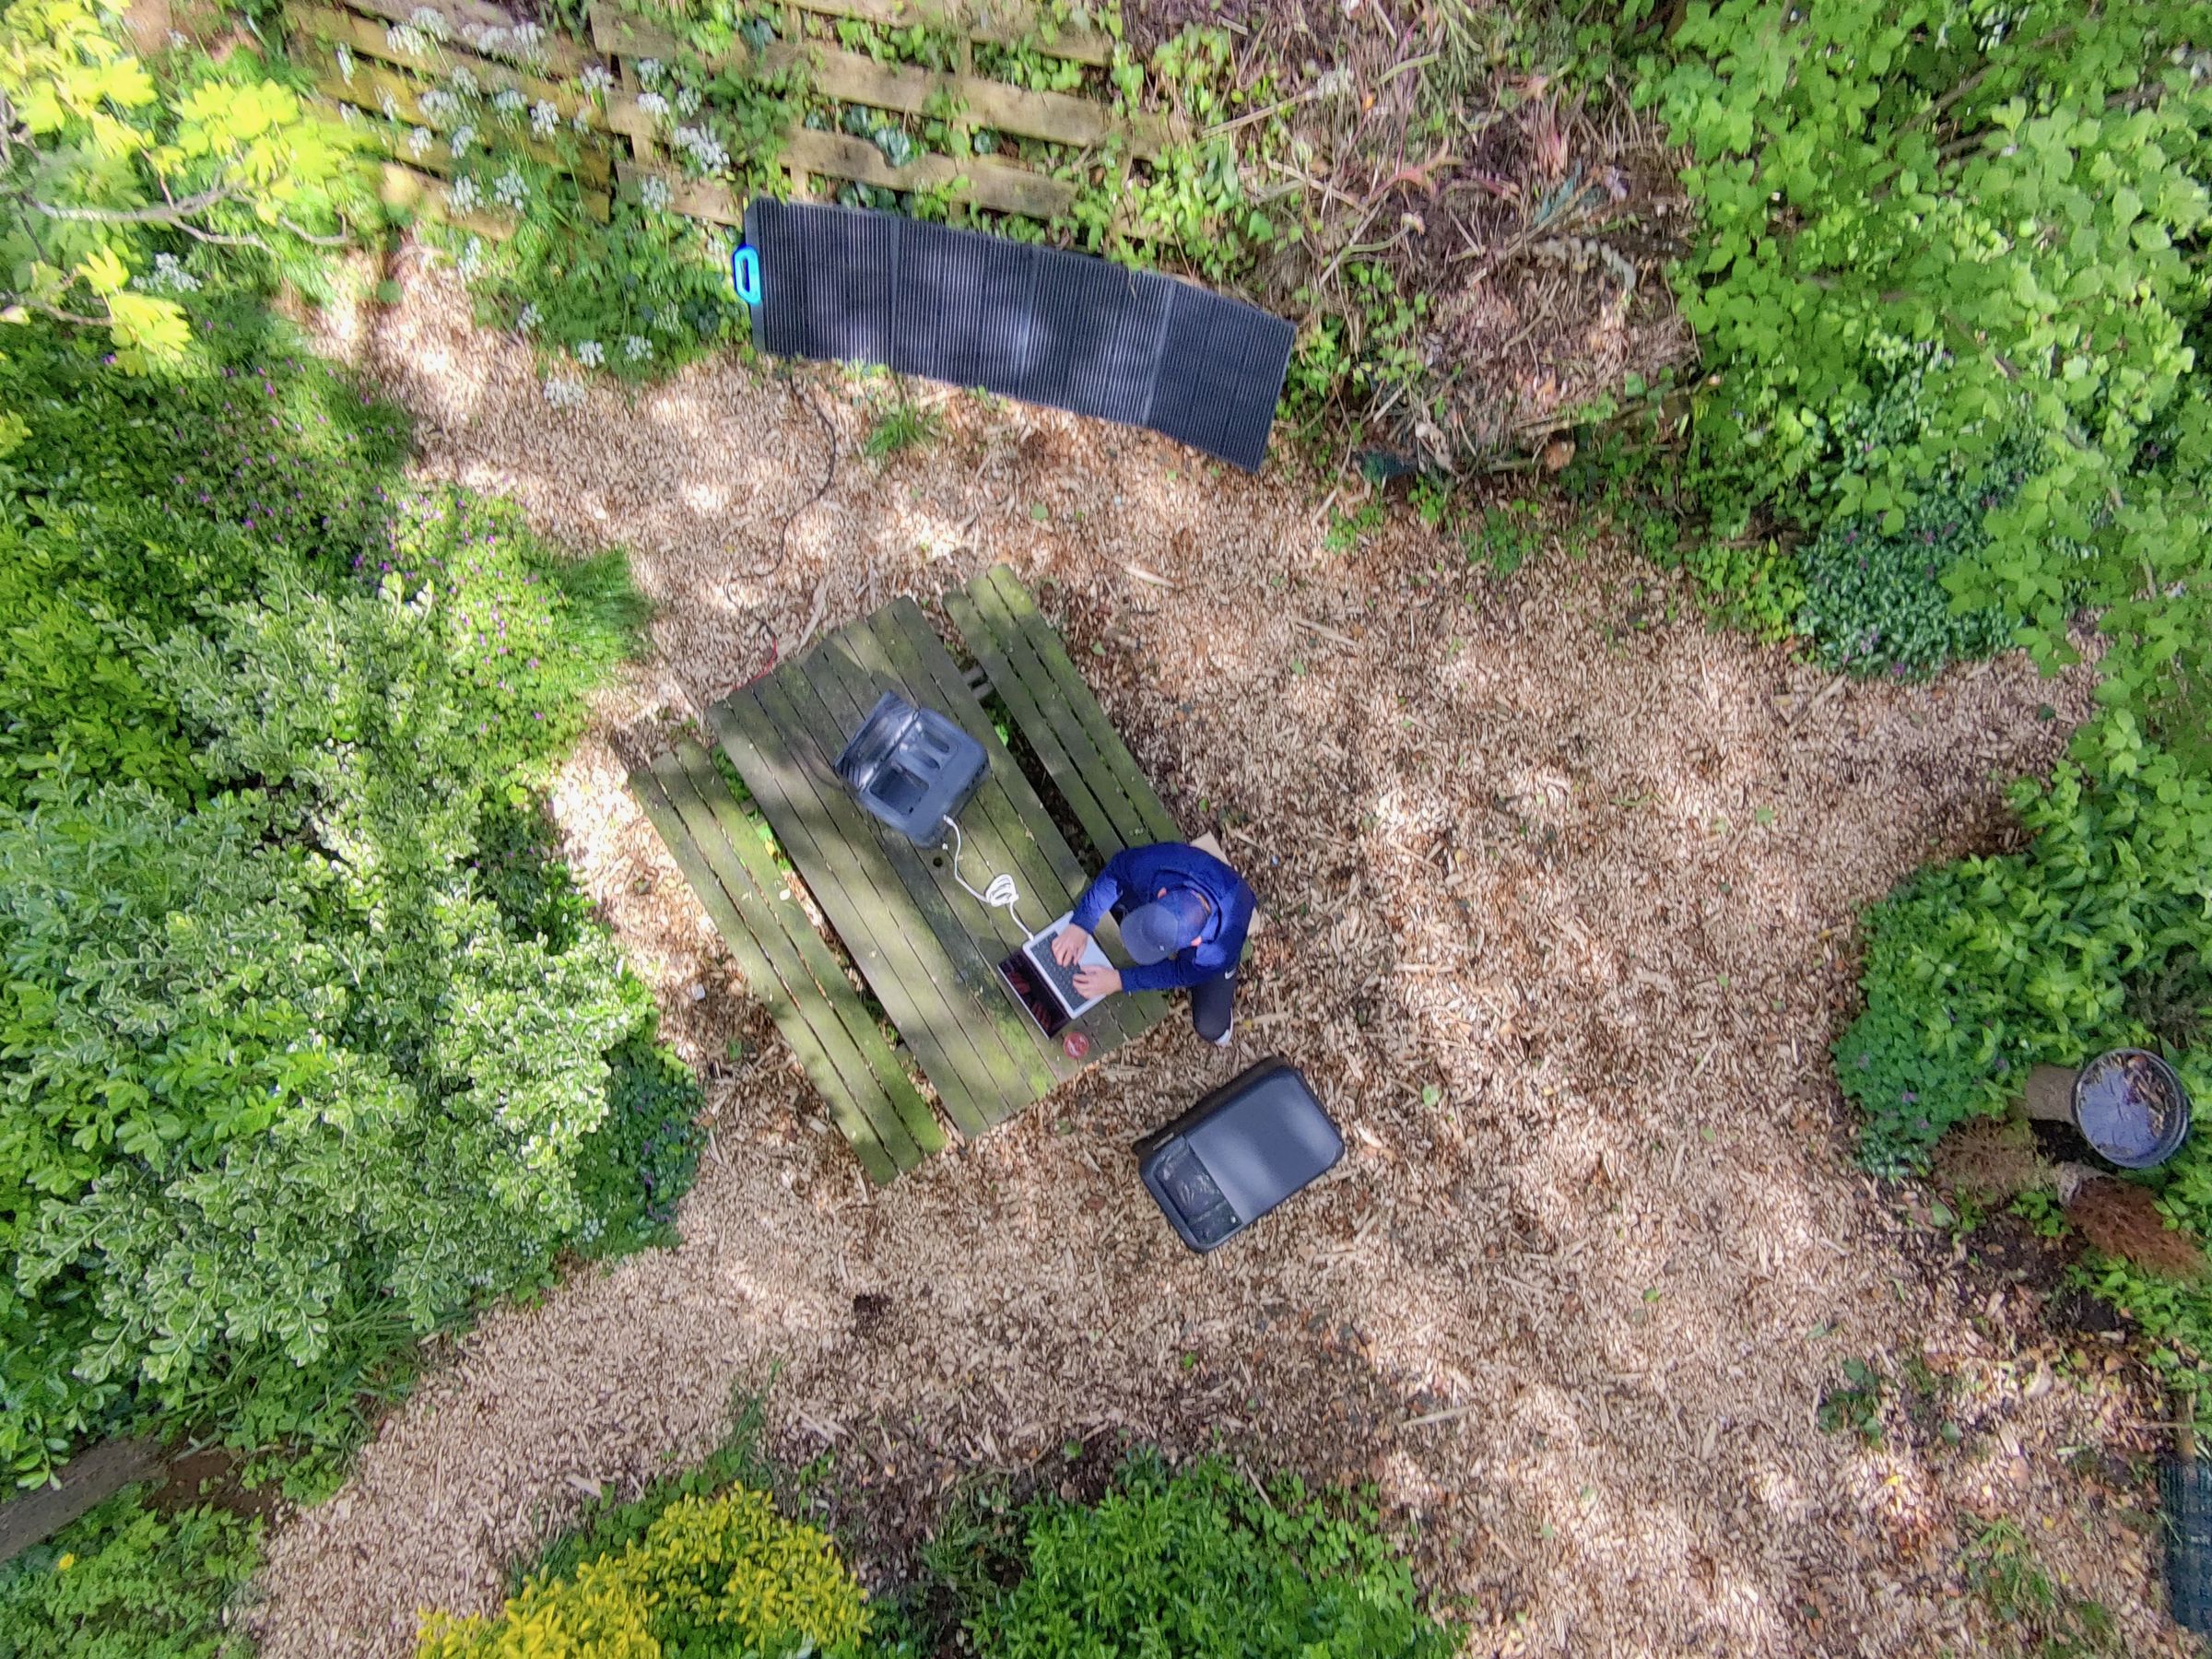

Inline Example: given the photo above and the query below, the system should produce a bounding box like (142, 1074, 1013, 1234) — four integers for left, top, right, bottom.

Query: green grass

(864, 389, 944, 460)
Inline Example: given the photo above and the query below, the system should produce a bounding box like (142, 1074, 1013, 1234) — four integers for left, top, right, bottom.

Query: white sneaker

(1205, 1023, 1232, 1048)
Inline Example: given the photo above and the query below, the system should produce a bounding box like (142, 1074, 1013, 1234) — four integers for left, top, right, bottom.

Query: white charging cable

(945, 817, 1032, 937)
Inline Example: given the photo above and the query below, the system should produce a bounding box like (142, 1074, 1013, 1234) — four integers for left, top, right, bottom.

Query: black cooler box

(1135, 1058, 1343, 1253)
(833, 690, 988, 845)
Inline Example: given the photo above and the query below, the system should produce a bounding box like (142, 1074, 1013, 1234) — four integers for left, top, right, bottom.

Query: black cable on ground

(743, 371, 837, 580)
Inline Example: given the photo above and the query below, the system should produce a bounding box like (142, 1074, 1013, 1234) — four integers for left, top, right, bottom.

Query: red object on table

(1063, 1030, 1091, 1061)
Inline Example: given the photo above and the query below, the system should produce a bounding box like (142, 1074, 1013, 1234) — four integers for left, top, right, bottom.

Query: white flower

(494, 87, 525, 115)
(640, 172, 672, 211)
(450, 123, 477, 158)
(635, 91, 668, 119)
(517, 302, 541, 333)
(135, 252, 202, 294)
(379, 88, 399, 121)
(571, 105, 594, 134)
(671, 124, 728, 173)
(492, 169, 527, 208)
(335, 41, 355, 83)
(339, 101, 360, 125)
(167, 29, 185, 48)
(530, 100, 559, 137)
(636, 57, 663, 84)
(579, 65, 614, 95)
(511, 22, 545, 59)
(675, 85, 701, 117)
(544, 374, 586, 412)
(456, 235, 485, 278)
(406, 125, 433, 158)
(575, 339, 605, 367)
(448, 174, 480, 212)
(624, 335, 651, 361)
(465, 23, 500, 53)
(385, 22, 427, 56)
(418, 87, 457, 121)
(410, 6, 448, 39)
(449, 63, 479, 97)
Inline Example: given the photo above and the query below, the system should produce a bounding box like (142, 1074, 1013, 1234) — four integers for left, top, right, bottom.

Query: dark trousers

(1112, 898, 1236, 1039)
(1189, 968, 1237, 1041)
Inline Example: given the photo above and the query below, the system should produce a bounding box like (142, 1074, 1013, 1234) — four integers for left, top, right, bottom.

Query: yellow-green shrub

(418, 1488, 868, 1659)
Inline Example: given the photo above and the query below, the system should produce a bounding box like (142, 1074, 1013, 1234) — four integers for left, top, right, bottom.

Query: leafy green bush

(1837, 724, 2212, 1176)
(946, 1456, 1457, 1659)
(1795, 445, 2025, 678)
(0, 328, 700, 1487)
(1674, 533, 1806, 645)
(1645, 0, 2212, 713)
(0, 0, 360, 369)
(0, 333, 407, 805)
(418, 1486, 869, 1658)
(0, 1485, 261, 1659)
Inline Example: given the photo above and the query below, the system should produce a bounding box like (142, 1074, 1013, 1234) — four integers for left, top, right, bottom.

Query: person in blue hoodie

(1052, 840, 1255, 1046)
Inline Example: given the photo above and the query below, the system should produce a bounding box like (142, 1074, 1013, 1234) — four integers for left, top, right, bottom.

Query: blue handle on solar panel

(731, 245, 761, 305)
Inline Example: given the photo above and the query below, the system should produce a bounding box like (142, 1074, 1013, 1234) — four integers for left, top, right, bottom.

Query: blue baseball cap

(1122, 891, 1206, 964)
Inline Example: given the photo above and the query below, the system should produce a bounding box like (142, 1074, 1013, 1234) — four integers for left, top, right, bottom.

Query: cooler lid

(1182, 1065, 1342, 1223)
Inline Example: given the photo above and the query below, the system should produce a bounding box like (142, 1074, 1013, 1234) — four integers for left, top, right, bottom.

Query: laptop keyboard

(1025, 931, 1089, 1013)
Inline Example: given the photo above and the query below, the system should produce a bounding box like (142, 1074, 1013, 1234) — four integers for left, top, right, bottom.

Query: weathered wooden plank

(961, 567, 1160, 851)
(655, 743, 935, 1169)
(935, 583, 1173, 1029)
(781, 127, 1075, 219)
(674, 738, 944, 1159)
(984, 565, 1181, 841)
(861, 600, 1155, 1050)
(788, 0, 1114, 65)
(373, 159, 519, 239)
(592, 7, 1162, 156)
(631, 759, 901, 1182)
(782, 43, 1167, 155)
(616, 159, 743, 225)
(0, 1439, 164, 1567)
(340, 0, 603, 76)
(310, 52, 616, 195)
(944, 579, 1127, 858)
(712, 677, 1017, 1136)
(300, 6, 618, 150)
(845, 606, 1114, 1065)
(357, 133, 609, 225)
(791, 637, 1059, 1117)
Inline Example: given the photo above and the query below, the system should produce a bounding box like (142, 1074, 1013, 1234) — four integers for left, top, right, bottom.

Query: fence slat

(343, 0, 602, 76)
(294, 6, 623, 156)
(786, 0, 1112, 65)
(781, 128, 1075, 218)
(589, 6, 1162, 157)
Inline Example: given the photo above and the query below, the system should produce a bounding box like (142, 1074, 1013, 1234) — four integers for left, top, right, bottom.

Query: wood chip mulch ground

(251, 273, 2190, 1657)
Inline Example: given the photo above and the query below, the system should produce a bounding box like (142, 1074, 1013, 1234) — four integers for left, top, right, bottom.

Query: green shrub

(575, 1036, 708, 1257)
(1795, 449, 2024, 678)
(0, 330, 701, 1487)
(1646, 0, 2212, 717)
(1837, 724, 2212, 1177)
(418, 1486, 869, 1658)
(0, 331, 407, 806)
(1675, 534, 1806, 644)
(947, 1456, 1456, 1659)
(0, 0, 359, 369)
(0, 1485, 261, 1659)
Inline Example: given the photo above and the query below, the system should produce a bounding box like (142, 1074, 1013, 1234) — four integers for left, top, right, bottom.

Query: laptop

(996, 912, 1112, 1037)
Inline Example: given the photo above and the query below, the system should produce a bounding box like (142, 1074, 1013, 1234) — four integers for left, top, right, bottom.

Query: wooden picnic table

(630, 567, 1183, 1181)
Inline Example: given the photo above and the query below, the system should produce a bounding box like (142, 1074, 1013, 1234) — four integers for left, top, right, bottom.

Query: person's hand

(1073, 962, 1122, 1000)
(1052, 924, 1092, 966)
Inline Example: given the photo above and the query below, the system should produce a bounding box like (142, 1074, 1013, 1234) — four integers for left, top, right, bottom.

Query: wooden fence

(297, 0, 1174, 239)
